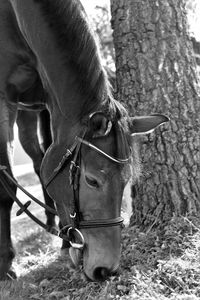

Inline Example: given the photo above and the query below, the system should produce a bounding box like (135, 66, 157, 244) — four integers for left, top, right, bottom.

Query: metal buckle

(70, 212, 76, 219)
(70, 160, 76, 170)
(67, 227, 85, 249)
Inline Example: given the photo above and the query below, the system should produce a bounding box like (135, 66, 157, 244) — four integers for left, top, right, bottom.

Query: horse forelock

(34, 0, 113, 118)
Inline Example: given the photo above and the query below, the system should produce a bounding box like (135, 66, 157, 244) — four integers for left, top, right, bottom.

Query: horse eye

(85, 175, 99, 188)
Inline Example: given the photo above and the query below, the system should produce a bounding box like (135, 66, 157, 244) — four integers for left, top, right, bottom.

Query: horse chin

(82, 245, 121, 281)
(69, 247, 82, 267)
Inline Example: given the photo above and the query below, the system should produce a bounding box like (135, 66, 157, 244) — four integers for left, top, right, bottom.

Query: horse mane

(34, 0, 127, 122)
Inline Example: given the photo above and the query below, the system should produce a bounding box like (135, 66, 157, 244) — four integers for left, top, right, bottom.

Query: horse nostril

(93, 267, 110, 281)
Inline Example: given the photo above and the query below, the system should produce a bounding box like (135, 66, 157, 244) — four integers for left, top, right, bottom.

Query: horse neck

(49, 101, 83, 147)
(11, 0, 106, 126)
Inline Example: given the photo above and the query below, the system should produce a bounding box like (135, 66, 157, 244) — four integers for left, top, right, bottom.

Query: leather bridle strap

(0, 166, 74, 244)
(79, 216, 124, 229)
(67, 140, 125, 231)
(69, 138, 82, 229)
(45, 127, 131, 188)
(45, 130, 87, 188)
(0, 165, 57, 215)
(0, 172, 49, 230)
(77, 137, 131, 164)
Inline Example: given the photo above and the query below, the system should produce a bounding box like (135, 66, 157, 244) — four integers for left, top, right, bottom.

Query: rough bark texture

(191, 37, 200, 66)
(110, 0, 200, 226)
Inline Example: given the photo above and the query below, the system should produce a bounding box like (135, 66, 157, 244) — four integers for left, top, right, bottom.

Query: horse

(0, 0, 169, 281)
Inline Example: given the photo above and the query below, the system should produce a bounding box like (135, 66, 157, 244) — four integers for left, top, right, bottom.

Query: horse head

(41, 109, 168, 281)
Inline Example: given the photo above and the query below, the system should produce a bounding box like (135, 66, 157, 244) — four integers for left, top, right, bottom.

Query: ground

(0, 170, 200, 300)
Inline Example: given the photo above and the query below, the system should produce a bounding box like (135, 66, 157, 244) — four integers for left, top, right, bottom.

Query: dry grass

(1, 214, 200, 300)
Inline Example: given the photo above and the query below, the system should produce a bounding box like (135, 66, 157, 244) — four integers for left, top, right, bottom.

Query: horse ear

(130, 114, 169, 136)
(89, 112, 112, 138)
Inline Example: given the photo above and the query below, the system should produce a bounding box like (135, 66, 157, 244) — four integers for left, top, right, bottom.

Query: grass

(1, 173, 200, 299)
(1, 215, 200, 299)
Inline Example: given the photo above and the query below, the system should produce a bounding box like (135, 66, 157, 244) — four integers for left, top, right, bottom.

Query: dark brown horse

(0, 0, 168, 281)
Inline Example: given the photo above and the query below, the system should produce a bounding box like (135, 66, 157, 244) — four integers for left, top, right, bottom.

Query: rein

(0, 118, 131, 250)
(0, 165, 70, 243)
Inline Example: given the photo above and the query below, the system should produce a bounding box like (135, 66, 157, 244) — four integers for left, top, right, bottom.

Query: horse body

(0, 0, 56, 279)
(0, 0, 168, 281)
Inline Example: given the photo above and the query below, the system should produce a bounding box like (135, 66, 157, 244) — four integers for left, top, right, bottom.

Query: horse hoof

(0, 251, 15, 281)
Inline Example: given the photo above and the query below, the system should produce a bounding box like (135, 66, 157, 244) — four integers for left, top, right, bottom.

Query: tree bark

(191, 37, 200, 66)
(110, 0, 200, 226)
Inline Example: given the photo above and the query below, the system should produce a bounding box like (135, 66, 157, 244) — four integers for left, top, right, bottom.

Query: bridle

(0, 112, 132, 250)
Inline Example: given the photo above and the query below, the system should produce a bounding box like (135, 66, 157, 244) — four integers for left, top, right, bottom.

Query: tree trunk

(191, 37, 200, 66)
(110, 0, 200, 226)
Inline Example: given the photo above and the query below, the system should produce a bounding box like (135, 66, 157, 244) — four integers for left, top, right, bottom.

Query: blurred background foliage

(82, 0, 200, 69)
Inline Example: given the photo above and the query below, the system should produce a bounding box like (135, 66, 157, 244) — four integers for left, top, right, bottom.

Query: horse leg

(16, 110, 56, 231)
(0, 195, 16, 280)
(0, 100, 17, 280)
(7, 63, 56, 230)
